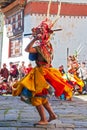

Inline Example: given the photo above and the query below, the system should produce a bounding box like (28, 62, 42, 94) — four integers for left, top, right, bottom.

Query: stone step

(0, 120, 75, 130)
(0, 123, 86, 130)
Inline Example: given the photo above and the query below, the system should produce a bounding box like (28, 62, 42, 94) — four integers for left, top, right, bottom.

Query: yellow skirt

(12, 67, 73, 99)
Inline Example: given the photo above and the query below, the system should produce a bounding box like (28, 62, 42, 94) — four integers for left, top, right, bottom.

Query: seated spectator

(0, 63, 9, 81)
(9, 62, 19, 81)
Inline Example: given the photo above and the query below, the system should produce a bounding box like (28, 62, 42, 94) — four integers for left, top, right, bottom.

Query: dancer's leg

(36, 105, 48, 124)
(43, 100, 57, 122)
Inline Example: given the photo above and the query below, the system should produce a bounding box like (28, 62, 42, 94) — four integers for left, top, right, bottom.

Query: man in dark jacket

(0, 63, 9, 81)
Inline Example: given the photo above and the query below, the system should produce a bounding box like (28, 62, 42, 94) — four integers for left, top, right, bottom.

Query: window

(9, 37, 22, 57)
(6, 10, 24, 37)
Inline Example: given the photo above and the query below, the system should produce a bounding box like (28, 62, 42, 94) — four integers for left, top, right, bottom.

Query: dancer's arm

(25, 37, 37, 53)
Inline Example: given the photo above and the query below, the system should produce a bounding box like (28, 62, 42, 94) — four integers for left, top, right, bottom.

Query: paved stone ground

(0, 94, 87, 130)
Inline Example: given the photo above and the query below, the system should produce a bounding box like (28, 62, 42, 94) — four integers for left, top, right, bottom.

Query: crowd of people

(0, 58, 87, 98)
(0, 61, 33, 95)
(0, 59, 87, 97)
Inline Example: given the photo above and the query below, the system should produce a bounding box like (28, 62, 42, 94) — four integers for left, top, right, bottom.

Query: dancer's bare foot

(48, 114, 57, 122)
(34, 120, 48, 125)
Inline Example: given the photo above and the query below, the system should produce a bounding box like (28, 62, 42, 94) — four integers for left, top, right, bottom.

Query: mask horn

(51, 1, 61, 28)
(47, 0, 52, 19)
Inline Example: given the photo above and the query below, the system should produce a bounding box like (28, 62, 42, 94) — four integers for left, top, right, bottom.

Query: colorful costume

(12, 18, 74, 102)
(67, 55, 84, 94)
